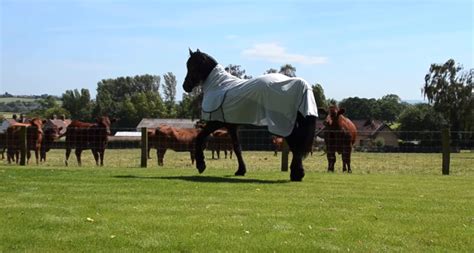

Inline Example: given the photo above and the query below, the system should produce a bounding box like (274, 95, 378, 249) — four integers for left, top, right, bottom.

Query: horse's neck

(202, 65, 241, 92)
(201, 61, 217, 81)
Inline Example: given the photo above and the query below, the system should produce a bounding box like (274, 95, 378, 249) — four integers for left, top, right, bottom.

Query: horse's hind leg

(285, 114, 316, 181)
(227, 125, 246, 176)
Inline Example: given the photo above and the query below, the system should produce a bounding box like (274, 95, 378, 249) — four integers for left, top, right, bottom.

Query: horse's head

(183, 48, 218, 92)
(96, 116, 117, 136)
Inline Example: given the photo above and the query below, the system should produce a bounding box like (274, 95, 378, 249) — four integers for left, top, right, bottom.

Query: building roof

(136, 118, 199, 130)
(316, 119, 395, 138)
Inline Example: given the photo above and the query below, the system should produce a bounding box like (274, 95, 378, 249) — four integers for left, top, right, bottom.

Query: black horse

(183, 49, 317, 181)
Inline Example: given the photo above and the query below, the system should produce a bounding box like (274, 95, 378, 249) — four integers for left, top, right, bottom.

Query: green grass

(1, 150, 473, 252)
(0, 97, 38, 103)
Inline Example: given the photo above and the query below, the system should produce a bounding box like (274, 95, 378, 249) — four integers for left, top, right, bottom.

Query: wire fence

(1, 127, 473, 175)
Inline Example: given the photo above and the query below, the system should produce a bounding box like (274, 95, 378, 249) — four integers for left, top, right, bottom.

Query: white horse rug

(201, 64, 318, 137)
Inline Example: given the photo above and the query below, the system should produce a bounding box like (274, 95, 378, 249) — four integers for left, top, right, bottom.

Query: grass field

(1, 150, 473, 252)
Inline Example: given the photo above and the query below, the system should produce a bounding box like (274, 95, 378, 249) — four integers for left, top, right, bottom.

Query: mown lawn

(1, 150, 473, 252)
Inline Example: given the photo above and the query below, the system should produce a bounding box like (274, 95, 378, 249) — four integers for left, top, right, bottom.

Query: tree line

(3, 59, 472, 144)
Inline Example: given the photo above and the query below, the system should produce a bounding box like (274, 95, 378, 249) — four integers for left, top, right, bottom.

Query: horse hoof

(197, 162, 206, 173)
(234, 170, 246, 176)
(290, 172, 305, 182)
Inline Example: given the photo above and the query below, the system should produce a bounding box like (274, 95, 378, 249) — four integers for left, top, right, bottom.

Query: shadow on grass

(114, 175, 289, 184)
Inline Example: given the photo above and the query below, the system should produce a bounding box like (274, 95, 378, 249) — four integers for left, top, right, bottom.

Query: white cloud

(242, 43, 327, 65)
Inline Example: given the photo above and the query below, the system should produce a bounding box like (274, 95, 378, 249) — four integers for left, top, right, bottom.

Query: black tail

(301, 115, 317, 158)
(287, 113, 317, 158)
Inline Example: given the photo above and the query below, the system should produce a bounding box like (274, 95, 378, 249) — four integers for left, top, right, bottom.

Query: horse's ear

(196, 48, 201, 53)
(189, 48, 193, 56)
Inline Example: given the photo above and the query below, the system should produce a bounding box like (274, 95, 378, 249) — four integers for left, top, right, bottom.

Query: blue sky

(1, 0, 472, 101)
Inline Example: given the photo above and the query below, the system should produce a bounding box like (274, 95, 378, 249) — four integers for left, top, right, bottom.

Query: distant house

(136, 118, 199, 130)
(354, 120, 399, 148)
(316, 119, 399, 148)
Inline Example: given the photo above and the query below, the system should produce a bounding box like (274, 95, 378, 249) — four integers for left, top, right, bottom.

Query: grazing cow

(271, 135, 285, 156)
(40, 121, 65, 162)
(64, 116, 115, 166)
(6, 118, 44, 164)
(149, 125, 201, 166)
(321, 106, 357, 173)
(208, 128, 233, 159)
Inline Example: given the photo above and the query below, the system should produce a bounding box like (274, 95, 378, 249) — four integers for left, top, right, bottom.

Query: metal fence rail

(1, 127, 473, 175)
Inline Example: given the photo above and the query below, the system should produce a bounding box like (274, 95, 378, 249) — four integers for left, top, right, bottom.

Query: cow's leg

(224, 150, 227, 159)
(211, 150, 215, 159)
(34, 148, 40, 165)
(75, 149, 83, 166)
(99, 149, 105, 166)
(65, 147, 71, 166)
(7, 149, 13, 164)
(15, 150, 20, 164)
(91, 149, 99, 166)
(157, 148, 165, 166)
(342, 151, 352, 173)
(195, 122, 223, 173)
(26, 150, 31, 164)
(327, 152, 336, 172)
(227, 125, 246, 176)
(190, 150, 195, 165)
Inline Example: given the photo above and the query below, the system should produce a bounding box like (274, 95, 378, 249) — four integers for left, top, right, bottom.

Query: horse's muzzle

(183, 83, 193, 93)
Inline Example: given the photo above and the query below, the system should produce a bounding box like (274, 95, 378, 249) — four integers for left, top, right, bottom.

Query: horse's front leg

(227, 125, 246, 176)
(195, 121, 223, 173)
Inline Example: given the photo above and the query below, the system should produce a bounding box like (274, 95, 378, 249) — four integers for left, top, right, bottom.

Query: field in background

(0, 97, 38, 103)
(1, 151, 473, 251)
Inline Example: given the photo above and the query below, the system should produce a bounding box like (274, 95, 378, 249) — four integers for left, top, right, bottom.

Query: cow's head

(96, 116, 116, 135)
(323, 106, 346, 128)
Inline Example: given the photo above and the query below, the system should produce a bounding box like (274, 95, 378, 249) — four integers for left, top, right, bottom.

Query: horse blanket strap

(201, 64, 318, 137)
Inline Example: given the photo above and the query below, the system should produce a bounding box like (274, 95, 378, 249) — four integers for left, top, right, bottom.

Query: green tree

(279, 64, 296, 77)
(423, 59, 473, 146)
(163, 72, 177, 118)
(62, 89, 93, 120)
(339, 97, 380, 120)
(398, 103, 443, 144)
(264, 68, 278, 74)
(177, 87, 202, 120)
(311, 83, 327, 109)
(225, 64, 252, 79)
(377, 94, 407, 123)
(95, 74, 164, 127)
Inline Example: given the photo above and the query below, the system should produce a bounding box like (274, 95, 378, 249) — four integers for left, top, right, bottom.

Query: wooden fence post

(281, 140, 289, 172)
(141, 127, 148, 168)
(19, 126, 27, 166)
(441, 127, 450, 175)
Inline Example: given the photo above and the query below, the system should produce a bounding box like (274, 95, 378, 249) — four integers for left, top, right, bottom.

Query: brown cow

(321, 106, 357, 173)
(149, 125, 201, 166)
(40, 120, 65, 162)
(6, 118, 44, 164)
(64, 116, 115, 166)
(208, 128, 233, 159)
